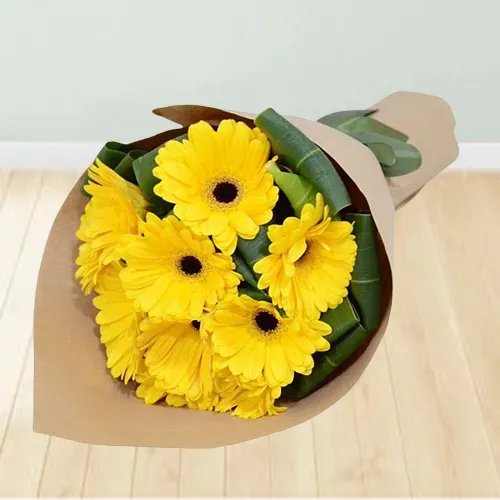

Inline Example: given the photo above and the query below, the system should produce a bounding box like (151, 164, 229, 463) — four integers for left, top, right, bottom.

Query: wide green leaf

(114, 150, 146, 183)
(255, 108, 351, 215)
(238, 284, 270, 302)
(97, 141, 129, 168)
(132, 132, 188, 217)
(318, 109, 375, 130)
(345, 213, 381, 331)
(267, 163, 316, 216)
(132, 147, 164, 204)
(342, 116, 408, 142)
(319, 111, 409, 142)
(321, 297, 360, 344)
(233, 251, 260, 290)
(319, 111, 420, 177)
(349, 131, 421, 177)
(237, 223, 271, 272)
(281, 324, 371, 401)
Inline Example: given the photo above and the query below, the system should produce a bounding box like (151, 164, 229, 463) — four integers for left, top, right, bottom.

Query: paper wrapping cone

(33, 92, 458, 448)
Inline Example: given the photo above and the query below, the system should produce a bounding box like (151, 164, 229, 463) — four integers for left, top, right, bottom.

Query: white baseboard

(0, 142, 103, 169)
(0, 141, 499, 170)
(453, 143, 500, 170)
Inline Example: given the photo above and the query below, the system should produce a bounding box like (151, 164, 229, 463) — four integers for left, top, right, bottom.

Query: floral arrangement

(75, 108, 421, 419)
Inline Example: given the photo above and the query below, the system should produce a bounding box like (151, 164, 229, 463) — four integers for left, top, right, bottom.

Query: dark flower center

(191, 320, 201, 330)
(180, 255, 203, 275)
(213, 181, 238, 203)
(255, 311, 279, 333)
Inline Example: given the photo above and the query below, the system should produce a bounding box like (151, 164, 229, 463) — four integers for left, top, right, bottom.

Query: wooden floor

(1, 168, 500, 497)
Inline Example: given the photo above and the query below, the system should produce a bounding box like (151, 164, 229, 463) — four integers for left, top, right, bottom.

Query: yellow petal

(288, 239, 307, 263)
(229, 211, 259, 238)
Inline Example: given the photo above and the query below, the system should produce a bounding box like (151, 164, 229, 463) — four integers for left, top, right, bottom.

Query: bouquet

(34, 92, 458, 447)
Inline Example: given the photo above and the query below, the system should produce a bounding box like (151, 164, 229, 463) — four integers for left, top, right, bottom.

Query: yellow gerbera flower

(137, 315, 215, 408)
(254, 193, 357, 319)
(120, 213, 241, 319)
(75, 243, 101, 295)
(214, 369, 285, 419)
(85, 159, 148, 214)
(75, 161, 148, 295)
(136, 369, 219, 410)
(153, 119, 279, 255)
(92, 262, 145, 384)
(204, 295, 331, 388)
(166, 393, 220, 411)
(136, 369, 168, 405)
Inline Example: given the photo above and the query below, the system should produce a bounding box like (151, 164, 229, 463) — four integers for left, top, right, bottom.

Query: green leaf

(317, 109, 375, 130)
(345, 213, 381, 332)
(319, 111, 421, 177)
(267, 163, 316, 216)
(255, 108, 351, 215)
(281, 324, 371, 401)
(343, 116, 408, 142)
(321, 297, 360, 344)
(132, 133, 188, 216)
(320, 111, 409, 143)
(233, 251, 260, 290)
(114, 150, 146, 183)
(348, 131, 421, 177)
(81, 141, 128, 196)
(238, 284, 271, 302)
(237, 223, 271, 272)
(96, 141, 129, 167)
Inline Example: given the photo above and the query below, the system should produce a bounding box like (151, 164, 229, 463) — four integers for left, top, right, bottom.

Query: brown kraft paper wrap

(33, 91, 458, 448)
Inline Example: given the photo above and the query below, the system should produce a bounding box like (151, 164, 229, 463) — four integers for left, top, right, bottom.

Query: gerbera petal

(208, 212, 229, 234)
(188, 121, 218, 173)
(229, 211, 259, 239)
(244, 340, 266, 381)
(288, 239, 307, 264)
(212, 227, 237, 255)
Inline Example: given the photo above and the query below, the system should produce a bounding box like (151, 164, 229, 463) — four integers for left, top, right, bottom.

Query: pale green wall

(1, 0, 498, 141)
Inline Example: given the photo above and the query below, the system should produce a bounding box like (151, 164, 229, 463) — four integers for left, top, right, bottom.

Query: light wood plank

(269, 420, 317, 497)
(28, 170, 91, 499)
(0, 169, 84, 497)
(0, 170, 78, 443)
(82, 445, 137, 497)
(0, 170, 82, 497)
(416, 182, 499, 495)
(384, 289, 458, 496)
(226, 436, 271, 497)
(313, 392, 366, 497)
(0, 347, 50, 497)
(351, 342, 411, 496)
(38, 438, 90, 497)
(466, 172, 500, 478)
(422, 172, 500, 488)
(0, 170, 44, 446)
(178, 447, 225, 497)
(386, 175, 500, 496)
(0, 170, 42, 316)
(132, 447, 180, 497)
